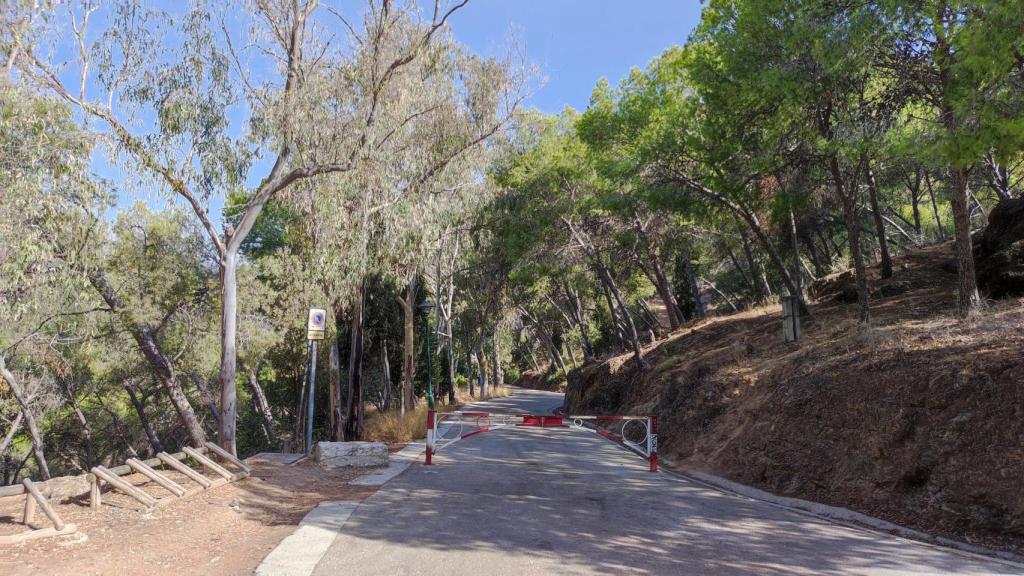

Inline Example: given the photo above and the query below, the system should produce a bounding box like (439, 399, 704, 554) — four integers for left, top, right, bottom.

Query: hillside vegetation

(566, 242, 1024, 552)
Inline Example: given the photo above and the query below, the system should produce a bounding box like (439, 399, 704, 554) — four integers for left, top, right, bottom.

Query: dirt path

(0, 456, 379, 576)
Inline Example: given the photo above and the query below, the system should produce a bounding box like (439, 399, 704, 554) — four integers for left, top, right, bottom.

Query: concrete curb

(255, 501, 359, 576)
(660, 461, 1024, 570)
(255, 442, 425, 576)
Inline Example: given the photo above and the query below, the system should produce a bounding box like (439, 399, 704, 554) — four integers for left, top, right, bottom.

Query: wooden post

(22, 479, 64, 531)
(782, 296, 801, 342)
(204, 441, 253, 474)
(90, 475, 101, 510)
(22, 492, 37, 525)
(157, 452, 212, 488)
(182, 447, 233, 480)
(91, 466, 157, 508)
(127, 458, 186, 497)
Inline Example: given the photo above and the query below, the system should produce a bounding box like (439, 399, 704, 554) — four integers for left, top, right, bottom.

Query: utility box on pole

(782, 296, 801, 343)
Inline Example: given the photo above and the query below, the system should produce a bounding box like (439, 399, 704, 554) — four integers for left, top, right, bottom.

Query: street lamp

(418, 300, 435, 410)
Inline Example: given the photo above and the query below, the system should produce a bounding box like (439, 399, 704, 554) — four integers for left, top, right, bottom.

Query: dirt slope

(566, 242, 1024, 554)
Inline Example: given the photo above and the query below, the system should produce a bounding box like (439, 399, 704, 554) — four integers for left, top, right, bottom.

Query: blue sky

(448, 1, 702, 113)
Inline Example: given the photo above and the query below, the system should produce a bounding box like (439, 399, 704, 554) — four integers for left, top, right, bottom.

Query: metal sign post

(306, 308, 327, 455)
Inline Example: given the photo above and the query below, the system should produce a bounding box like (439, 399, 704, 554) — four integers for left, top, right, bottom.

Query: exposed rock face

(315, 441, 388, 468)
(974, 198, 1024, 298)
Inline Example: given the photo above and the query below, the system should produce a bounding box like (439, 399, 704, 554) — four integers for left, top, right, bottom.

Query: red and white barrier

(424, 411, 657, 472)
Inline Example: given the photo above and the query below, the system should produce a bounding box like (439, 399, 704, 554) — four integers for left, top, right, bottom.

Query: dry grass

(363, 405, 435, 443)
(362, 387, 516, 443)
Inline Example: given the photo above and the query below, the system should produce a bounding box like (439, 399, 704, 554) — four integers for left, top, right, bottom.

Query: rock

(40, 474, 92, 502)
(315, 441, 388, 468)
(973, 197, 1024, 298)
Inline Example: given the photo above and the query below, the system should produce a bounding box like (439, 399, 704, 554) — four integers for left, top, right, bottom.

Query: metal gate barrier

(425, 410, 658, 472)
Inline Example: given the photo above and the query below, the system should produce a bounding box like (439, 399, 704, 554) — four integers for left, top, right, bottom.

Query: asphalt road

(312, 388, 1019, 575)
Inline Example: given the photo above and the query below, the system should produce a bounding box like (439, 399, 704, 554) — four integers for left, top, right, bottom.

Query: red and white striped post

(425, 410, 435, 465)
(648, 415, 658, 472)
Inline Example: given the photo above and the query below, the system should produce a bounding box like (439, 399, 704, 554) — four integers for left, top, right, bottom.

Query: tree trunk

(380, 339, 393, 412)
(520, 307, 569, 379)
(948, 167, 983, 316)
(475, 339, 489, 399)
(247, 368, 277, 447)
(563, 284, 594, 361)
(924, 172, 947, 241)
(61, 381, 95, 470)
(599, 278, 625, 345)
(218, 249, 239, 454)
(740, 225, 771, 300)
(344, 281, 366, 441)
(398, 279, 417, 414)
(190, 372, 220, 427)
(0, 412, 23, 459)
(788, 209, 809, 315)
(832, 155, 871, 323)
(125, 385, 163, 457)
(465, 341, 475, 397)
(491, 331, 504, 389)
(446, 334, 456, 405)
(650, 257, 682, 330)
(683, 256, 706, 320)
(595, 262, 647, 369)
(863, 154, 893, 279)
(908, 167, 923, 233)
(725, 245, 756, 297)
(985, 152, 1012, 203)
(0, 363, 51, 479)
(328, 333, 342, 440)
(89, 271, 207, 448)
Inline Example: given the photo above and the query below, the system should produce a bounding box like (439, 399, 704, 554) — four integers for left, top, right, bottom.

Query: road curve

(312, 388, 1019, 576)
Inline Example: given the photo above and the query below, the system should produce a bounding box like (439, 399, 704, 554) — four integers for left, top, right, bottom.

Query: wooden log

(182, 447, 233, 480)
(22, 479, 64, 531)
(90, 476, 101, 510)
(204, 441, 253, 474)
(22, 493, 36, 525)
(91, 466, 157, 508)
(157, 452, 212, 488)
(0, 484, 25, 498)
(127, 458, 186, 497)
(0, 523, 77, 546)
(104, 448, 201, 477)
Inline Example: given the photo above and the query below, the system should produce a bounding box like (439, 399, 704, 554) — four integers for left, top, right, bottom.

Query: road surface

(312, 389, 1019, 575)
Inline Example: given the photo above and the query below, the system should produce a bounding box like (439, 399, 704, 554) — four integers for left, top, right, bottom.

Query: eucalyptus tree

(15, 0, 483, 453)
(0, 82, 103, 479)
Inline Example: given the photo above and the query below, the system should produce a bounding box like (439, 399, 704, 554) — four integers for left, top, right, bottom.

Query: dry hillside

(565, 242, 1024, 554)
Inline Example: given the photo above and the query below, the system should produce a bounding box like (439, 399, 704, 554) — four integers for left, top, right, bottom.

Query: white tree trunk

(219, 250, 239, 455)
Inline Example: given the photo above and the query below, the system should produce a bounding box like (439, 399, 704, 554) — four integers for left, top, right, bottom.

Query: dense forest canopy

(0, 0, 1021, 484)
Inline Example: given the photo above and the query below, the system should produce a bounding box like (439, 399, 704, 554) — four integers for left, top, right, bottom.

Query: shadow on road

(314, 414, 1017, 575)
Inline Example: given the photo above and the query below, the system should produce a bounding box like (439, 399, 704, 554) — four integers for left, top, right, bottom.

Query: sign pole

(306, 340, 318, 455)
(305, 308, 328, 456)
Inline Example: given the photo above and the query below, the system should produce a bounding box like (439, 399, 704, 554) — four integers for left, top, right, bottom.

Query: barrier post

(648, 415, 658, 472)
(425, 410, 435, 465)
